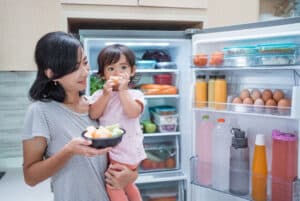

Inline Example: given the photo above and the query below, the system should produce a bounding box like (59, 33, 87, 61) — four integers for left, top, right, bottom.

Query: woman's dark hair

(29, 31, 83, 102)
(97, 44, 135, 77)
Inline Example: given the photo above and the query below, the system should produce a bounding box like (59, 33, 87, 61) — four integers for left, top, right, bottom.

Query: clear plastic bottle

(252, 134, 268, 201)
(229, 128, 250, 195)
(195, 75, 207, 108)
(212, 118, 232, 191)
(196, 114, 214, 186)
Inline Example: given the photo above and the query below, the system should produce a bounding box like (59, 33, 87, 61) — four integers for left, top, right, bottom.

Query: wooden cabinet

(0, 0, 63, 71)
(60, 0, 138, 6)
(138, 0, 207, 9)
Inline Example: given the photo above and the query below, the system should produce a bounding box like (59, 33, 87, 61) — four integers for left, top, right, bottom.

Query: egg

(277, 98, 291, 108)
(277, 98, 291, 115)
(243, 97, 254, 105)
(254, 98, 264, 106)
(251, 89, 262, 100)
(266, 99, 277, 106)
(273, 89, 285, 102)
(262, 89, 273, 102)
(232, 97, 243, 104)
(240, 89, 250, 100)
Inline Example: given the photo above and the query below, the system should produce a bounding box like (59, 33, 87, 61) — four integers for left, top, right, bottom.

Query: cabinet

(0, 0, 63, 71)
(190, 19, 300, 201)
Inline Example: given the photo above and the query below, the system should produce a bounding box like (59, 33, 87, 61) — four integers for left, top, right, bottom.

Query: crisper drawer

(140, 136, 179, 173)
(137, 180, 185, 201)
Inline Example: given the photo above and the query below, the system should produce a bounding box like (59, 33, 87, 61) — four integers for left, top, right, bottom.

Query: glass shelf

(145, 94, 179, 99)
(137, 69, 179, 73)
(192, 65, 300, 71)
(143, 132, 180, 137)
(193, 101, 294, 120)
(137, 170, 186, 184)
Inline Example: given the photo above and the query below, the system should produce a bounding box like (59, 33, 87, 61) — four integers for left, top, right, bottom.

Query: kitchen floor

(0, 168, 53, 201)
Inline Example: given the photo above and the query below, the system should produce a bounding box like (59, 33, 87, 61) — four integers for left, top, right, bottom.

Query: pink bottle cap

(272, 130, 297, 141)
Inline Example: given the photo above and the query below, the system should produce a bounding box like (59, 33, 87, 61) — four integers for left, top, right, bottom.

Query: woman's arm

(104, 163, 138, 189)
(23, 136, 111, 186)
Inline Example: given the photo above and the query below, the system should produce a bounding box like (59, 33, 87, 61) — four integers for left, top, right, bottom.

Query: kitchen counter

(0, 168, 53, 201)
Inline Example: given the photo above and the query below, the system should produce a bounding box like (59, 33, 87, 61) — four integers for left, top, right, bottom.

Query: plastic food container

(153, 74, 173, 85)
(149, 105, 176, 115)
(224, 56, 256, 67)
(257, 43, 297, 55)
(257, 54, 296, 66)
(156, 62, 177, 69)
(136, 60, 157, 69)
(223, 46, 257, 57)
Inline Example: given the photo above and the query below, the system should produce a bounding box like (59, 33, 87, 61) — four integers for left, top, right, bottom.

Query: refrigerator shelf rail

(145, 95, 180, 99)
(136, 170, 187, 184)
(143, 132, 180, 137)
(192, 65, 300, 71)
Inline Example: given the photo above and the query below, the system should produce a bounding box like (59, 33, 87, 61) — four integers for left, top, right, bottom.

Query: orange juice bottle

(252, 134, 268, 201)
(214, 75, 227, 110)
(195, 75, 207, 108)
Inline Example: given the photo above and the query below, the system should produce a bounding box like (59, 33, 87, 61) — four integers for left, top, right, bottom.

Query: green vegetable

(90, 74, 105, 95)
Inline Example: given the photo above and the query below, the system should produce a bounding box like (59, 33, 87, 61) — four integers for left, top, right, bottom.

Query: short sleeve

(131, 90, 145, 112)
(88, 90, 103, 105)
(22, 102, 50, 141)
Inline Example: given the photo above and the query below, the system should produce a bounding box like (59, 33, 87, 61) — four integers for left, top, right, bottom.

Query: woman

(22, 31, 137, 201)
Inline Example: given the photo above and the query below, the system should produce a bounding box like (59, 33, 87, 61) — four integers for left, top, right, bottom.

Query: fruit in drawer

(193, 54, 208, 67)
(165, 157, 176, 168)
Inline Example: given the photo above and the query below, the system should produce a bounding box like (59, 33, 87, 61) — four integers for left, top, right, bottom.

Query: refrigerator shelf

(137, 69, 179, 73)
(143, 132, 180, 137)
(190, 156, 300, 201)
(136, 170, 186, 184)
(192, 107, 296, 120)
(145, 95, 179, 99)
(192, 65, 300, 71)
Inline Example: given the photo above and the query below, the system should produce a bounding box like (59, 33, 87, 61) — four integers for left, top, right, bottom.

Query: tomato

(193, 54, 208, 67)
(165, 157, 176, 168)
(209, 51, 224, 66)
(141, 159, 152, 170)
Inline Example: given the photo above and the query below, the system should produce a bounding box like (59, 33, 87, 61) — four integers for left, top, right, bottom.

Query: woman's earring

(53, 81, 58, 86)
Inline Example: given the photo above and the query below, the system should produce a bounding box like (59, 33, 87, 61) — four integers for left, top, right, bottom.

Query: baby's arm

(89, 80, 114, 120)
(119, 90, 143, 118)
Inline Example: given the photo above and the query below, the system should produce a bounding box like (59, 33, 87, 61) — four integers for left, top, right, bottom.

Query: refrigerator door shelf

(136, 170, 187, 184)
(192, 65, 300, 71)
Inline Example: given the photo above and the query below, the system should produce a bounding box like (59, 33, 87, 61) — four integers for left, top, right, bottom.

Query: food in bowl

(82, 124, 125, 148)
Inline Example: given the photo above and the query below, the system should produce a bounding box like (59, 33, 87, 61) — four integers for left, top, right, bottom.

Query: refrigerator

(79, 17, 300, 201)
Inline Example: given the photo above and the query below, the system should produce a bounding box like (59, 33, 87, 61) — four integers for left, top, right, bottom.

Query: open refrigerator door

(190, 17, 300, 201)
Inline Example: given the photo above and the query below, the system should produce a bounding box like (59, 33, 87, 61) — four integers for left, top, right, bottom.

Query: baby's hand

(118, 72, 130, 91)
(103, 79, 114, 95)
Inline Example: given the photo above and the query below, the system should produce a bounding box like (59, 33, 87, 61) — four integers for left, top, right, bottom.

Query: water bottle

(212, 118, 231, 191)
(196, 114, 214, 186)
(229, 128, 250, 195)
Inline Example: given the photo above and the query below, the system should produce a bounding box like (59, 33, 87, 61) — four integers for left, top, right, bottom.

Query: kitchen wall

(0, 72, 35, 168)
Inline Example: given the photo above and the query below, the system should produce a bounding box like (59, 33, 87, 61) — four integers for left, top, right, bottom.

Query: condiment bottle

(252, 134, 268, 201)
(229, 128, 249, 195)
(195, 75, 207, 108)
(214, 75, 227, 110)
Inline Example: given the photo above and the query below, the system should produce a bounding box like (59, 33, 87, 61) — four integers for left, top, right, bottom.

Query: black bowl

(81, 128, 125, 149)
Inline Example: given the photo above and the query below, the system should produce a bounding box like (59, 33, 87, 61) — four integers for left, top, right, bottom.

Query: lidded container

(229, 128, 250, 195)
(256, 43, 298, 66)
(153, 74, 173, 85)
(223, 45, 257, 67)
(271, 130, 298, 201)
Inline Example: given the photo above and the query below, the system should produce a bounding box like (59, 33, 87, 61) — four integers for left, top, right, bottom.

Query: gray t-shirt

(23, 101, 110, 201)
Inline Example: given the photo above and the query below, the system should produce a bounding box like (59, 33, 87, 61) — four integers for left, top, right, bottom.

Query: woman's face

(103, 54, 135, 80)
(56, 48, 89, 92)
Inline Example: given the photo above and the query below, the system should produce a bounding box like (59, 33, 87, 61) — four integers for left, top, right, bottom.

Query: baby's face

(103, 54, 134, 81)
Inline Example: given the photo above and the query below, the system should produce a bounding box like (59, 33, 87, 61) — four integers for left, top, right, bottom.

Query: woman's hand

(65, 137, 111, 157)
(105, 163, 138, 189)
